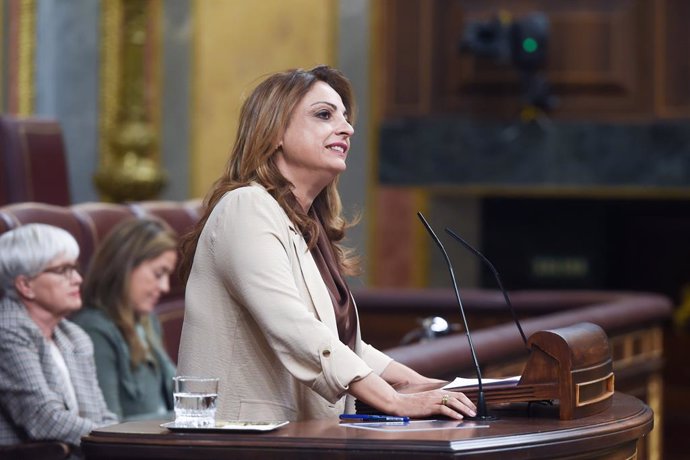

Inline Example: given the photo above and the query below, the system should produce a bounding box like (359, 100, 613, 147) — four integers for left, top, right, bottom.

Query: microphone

(417, 212, 494, 420)
(444, 228, 528, 347)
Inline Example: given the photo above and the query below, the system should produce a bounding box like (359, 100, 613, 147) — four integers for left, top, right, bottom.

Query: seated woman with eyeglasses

(0, 224, 117, 449)
(72, 218, 177, 421)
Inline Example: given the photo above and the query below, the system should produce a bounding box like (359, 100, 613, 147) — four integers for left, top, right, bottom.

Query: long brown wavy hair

(179, 65, 360, 282)
(82, 218, 177, 368)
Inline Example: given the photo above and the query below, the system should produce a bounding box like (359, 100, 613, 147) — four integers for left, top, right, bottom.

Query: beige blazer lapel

(289, 229, 338, 335)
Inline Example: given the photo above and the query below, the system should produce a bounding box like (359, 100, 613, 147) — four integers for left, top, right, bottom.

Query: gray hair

(0, 224, 80, 300)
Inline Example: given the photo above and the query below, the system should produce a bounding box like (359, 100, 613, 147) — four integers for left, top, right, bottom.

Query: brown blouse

(286, 194, 358, 350)
(308, 209, 358, 351)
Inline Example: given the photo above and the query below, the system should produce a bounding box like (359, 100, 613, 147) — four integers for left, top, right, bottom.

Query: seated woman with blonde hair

(0, 224, 116, 449)
(72, 218, 177, 421)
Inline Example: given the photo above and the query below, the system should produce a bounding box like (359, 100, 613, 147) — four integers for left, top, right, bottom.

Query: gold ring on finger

(441, 394, 449, 406)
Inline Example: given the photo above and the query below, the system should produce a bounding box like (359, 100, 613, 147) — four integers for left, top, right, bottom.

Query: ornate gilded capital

(96, 0, 166, 202)
(6, 0, 37, 115)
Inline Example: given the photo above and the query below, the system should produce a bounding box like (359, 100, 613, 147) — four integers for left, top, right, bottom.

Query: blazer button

(322, 349, 331, 357)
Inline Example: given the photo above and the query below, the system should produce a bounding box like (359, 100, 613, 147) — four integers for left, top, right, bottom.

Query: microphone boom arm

(417, 212, 492, 419)
(444, 228, 528, 346)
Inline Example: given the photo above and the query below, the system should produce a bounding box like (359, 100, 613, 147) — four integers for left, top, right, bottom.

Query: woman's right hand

(349, 372, 477, 420)
(392, 389, 476, 420)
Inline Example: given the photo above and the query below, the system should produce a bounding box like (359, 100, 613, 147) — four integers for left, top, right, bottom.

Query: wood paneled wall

(370, 0, 690, 288)
(377, 0, 690, 120)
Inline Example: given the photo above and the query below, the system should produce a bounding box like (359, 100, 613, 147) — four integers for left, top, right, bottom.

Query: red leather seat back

(0, 203, 95, 269)
(72, 202, 138, 249)
(128, 200, 201, 237)
(0, 115, 71, 206)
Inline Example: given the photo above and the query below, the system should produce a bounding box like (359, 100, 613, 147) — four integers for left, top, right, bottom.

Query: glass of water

(172, 376, 219, 427)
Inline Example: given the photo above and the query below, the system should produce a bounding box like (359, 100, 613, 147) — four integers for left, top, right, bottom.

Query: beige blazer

(177, 185, 392, 421)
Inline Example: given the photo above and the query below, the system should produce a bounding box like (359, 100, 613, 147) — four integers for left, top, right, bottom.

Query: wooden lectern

(454, 322, 614, 420)
(358, 322, 615, 420)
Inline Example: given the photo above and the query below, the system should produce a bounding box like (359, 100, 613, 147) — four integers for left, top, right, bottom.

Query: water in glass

(172, 376, 219, 427)
(173, 392, 217, 427)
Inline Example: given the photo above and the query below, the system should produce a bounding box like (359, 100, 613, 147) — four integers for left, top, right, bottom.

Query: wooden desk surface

(82, 393, 652, 459)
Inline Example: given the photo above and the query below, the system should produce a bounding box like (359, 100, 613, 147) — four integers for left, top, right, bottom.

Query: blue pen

(339, 414, 410, 423)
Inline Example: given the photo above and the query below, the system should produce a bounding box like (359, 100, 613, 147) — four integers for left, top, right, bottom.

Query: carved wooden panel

(440, 0, 654, 118)
(378, 0, 433, 116)
(657, 0, 690, 116)
(376, 0, 690, 119)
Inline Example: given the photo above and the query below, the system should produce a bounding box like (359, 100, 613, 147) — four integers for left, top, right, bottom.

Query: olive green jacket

(72, 308, 176, 421)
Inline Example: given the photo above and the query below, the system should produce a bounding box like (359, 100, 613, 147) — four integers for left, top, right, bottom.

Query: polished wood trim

(428, 184, 690, 200)
(82, 393, 651, 459)
(576, 372, 615, 407)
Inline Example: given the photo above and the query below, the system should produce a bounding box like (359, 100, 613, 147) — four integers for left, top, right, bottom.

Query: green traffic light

(522, 37, 538, 53)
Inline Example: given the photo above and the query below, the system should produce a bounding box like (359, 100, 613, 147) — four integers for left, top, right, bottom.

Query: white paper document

(441, 375, 521, 390)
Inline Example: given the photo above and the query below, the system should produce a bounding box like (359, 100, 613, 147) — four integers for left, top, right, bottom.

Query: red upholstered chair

(71, 202, 138, 252)
(128, 200, 201, 237)
(0, 202, 95, 270)
(0, 115, 71, 206)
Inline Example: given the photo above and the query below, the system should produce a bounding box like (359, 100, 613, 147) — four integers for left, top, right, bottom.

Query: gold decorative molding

(673, 283, 690, 329)
(99, 0, 121, 180)
(609, 327, 663, 369)
(17, 0, 36, 115)
(647, 373, 662, 460)
(147, 0, 162, 165)
(96, 0, 166, 202)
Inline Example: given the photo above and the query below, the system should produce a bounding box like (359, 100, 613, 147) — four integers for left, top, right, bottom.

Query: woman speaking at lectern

(176, 65, 476, 422)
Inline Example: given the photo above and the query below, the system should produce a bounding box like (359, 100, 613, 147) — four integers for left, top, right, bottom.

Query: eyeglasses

(39, 263, 81, 279)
